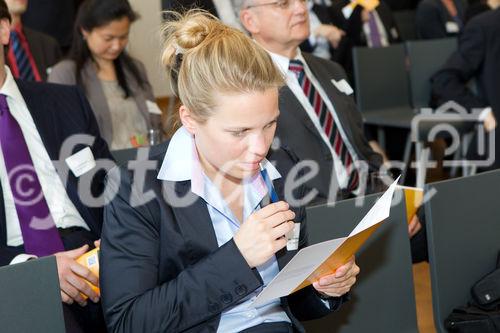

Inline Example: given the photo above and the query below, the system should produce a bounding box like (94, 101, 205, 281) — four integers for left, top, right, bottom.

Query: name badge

(331, 79, 354, 96)
(286, 223, 301, 251)
(65, 147, 96, 177)
(446, 21, 460, 33)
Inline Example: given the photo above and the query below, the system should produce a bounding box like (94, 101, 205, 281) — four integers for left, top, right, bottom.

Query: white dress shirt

(268, 50, 360, 190)
(0, 67, 89, 263)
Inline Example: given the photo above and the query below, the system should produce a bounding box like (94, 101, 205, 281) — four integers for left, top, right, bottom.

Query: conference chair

(302, 190, 418, 333)
(406, 38, 478, 181)
(424, 170, 500, 332)
(353, 44, 415, 183)
(0, 257, 65, 333)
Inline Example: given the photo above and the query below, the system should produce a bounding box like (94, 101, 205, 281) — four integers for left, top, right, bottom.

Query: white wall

(127, 0, 172, 97)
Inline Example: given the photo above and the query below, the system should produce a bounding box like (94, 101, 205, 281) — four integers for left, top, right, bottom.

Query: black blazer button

(235, 285, 247, 296)
(208, 302, 220, 313)
(221, 293, 233, 304)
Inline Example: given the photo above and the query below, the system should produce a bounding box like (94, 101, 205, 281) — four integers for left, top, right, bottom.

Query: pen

(260, 163, 279, 203)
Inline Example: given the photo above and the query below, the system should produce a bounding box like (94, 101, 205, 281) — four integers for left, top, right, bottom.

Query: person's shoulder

(51, 59, 77, 73)
(467, 8, 500, 30)
(23, 26, 59, 45)
(302, 52, 348, 79)
(16, 79, 79, 97)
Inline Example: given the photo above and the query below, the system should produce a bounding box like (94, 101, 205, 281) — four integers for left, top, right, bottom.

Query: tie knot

(288, 59, 304, 76)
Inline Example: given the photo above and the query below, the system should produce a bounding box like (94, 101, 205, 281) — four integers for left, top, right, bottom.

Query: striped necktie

(10, 30, 35, 81)
(289, 59, 359, 191)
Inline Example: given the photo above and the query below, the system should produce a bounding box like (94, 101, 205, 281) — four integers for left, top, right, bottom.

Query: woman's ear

(81, 28, 89, 40)
(0, 18, 10, 47)
(179, 105, 198, 135)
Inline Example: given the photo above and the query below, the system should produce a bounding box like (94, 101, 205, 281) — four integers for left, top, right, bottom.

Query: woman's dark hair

(0, 0, 11, 22)
(69, 0, 146, 98)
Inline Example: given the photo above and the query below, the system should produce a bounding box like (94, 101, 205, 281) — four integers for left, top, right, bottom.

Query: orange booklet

(76, 247, 100, 299)
(252, 177, 399, 307)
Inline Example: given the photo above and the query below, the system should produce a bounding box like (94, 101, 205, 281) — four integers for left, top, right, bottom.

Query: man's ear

(240, 9, 260, 35)
(179, 105, 199, 135)
(0, 19, 10, 47)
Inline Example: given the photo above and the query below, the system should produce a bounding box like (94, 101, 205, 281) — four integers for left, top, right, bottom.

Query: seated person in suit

(303, 0, 401, 81)
(0, 1, 112, 331)
(431, 7, 499, 169)
(99, 10, 359, 333)
(5, 0, 62, 81)
(234, 0, 385, 204)
(49, 0, 161, 150)
(416, 0, 465, 39)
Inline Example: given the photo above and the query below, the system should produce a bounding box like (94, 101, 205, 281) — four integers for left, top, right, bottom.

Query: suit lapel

(303, 54, 358, 149)
(19, 83, 61, 161)
(169, 181, 219, 254)
(279, 86, 325, 143)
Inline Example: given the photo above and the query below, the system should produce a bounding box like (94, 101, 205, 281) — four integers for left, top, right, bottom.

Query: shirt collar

(157, 126, 281, 183)
(0, 66, 26, 103)
(267, 48, 306, 76)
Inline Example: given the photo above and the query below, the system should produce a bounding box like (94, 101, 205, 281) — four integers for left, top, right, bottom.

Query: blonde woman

(100, 11, 359, 333)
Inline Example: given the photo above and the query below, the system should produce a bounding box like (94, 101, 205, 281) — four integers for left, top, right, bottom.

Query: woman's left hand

(312, 256, 360, 297)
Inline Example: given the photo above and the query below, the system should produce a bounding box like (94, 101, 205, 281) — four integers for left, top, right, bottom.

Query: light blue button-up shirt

(158, 127, 291, 332)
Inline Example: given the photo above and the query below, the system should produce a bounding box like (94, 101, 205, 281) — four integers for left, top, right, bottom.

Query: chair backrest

(394, 10, 418, 41)
(406, 38, 458, 109)
(302, 191, 418, 333)
(352, 44, 412, 112)
(111, 147, 139, 166)
(425, 170, 500, 332)
(0, 257, 65, 333)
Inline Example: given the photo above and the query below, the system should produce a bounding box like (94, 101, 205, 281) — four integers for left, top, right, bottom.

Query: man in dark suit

(236, 0, 383, 204)
(6, 0, 61, 81)
(416, 0, 466, 39)
(431, 8, 500, 169)
(0, 1, 111, 331)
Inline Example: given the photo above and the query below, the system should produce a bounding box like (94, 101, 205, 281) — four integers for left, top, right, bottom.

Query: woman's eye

(231, 131, 245, 137)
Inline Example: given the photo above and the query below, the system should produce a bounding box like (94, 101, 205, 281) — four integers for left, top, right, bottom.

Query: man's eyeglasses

(245, 0, 308, 10)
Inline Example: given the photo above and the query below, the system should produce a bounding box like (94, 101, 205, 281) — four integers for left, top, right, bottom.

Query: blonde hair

(161, 10, 284, 123)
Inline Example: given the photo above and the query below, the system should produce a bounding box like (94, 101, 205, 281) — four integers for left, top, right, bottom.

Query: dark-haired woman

(48, 0, 160, 150)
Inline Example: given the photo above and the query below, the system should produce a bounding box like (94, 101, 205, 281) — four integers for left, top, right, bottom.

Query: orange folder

(400, 186, 424, 224)
(293, 222, 381, 292)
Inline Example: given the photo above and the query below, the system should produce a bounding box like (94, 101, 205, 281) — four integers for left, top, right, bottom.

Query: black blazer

(431, 8, 500, 168)
(100, 143, 347, 333)
(276, 53, 383, 204)
(415, 0, 466, 39)
(0, 81, 112, 265)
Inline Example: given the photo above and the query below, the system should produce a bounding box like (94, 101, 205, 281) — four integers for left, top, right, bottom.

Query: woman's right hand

(234, 201, 296, 268)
